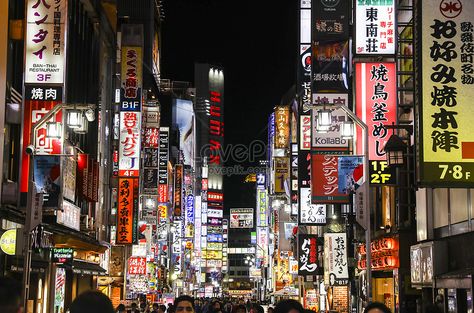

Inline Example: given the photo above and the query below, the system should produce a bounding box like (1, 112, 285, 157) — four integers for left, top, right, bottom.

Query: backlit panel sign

(25, 0, 66, 84)
(116, 178, 139, 244)
(173, 165, 183, 216)
(420, 0, 474, 186)
(119, 112, 141, 176)
(355, 0, 396, 55)
(230, 208, 254, 228)
(120, 47, 142, 111)
(158, 127, 169, 202)
(324, 233, 349, 286)
(299, 187, 326, 225)
(311, 154, 349, 204)
(274, 106, 290, 149)
(298, 234, 318, 276)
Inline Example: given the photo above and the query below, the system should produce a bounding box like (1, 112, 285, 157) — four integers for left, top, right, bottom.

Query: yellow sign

(421, 0, 474, 186)
(0, 229, 17, 255)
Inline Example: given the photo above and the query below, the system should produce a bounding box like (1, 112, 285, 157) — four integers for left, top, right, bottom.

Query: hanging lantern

(384, 134, 407, 166)
(341, 121, 354, 139)
(66, 110, 83, 129)
(46, 122, 62, 139)
(317, 109, 332, 127)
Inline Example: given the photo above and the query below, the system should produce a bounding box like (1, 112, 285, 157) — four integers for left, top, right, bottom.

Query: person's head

(132, 303, 138, 309)
(69, 291, 114, 313)
(250, 304, 264, 313)
(232, 304, 247, 313)
(211, 300, 222, 313)
(363, 302, 391, 313)
(159, 304, 167, 313)
(274, 300, 304, 313)
(267, 307, 274, 313)
(174, 296, 195, 313)
(116, 304, 126, 312)
(0, 277, 22, 313)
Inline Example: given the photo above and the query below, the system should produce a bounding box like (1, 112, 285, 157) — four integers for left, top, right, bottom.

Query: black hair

(232, 304, 247, 313)
(174, 295, 195, 309)
(69, 290, 115, 313)
(116, 304, 126, 311)
(251, 304, 264, 313)
(0, 276, 22, 313)
(274, 300, 304, 313)
(363, 302, 391, 313)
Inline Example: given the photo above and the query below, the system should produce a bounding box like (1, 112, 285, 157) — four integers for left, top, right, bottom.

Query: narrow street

(0, 0, 472, 313)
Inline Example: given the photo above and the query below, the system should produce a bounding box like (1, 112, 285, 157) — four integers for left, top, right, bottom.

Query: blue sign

(186, 194, 194, 222)
(207, 234, 223, 243)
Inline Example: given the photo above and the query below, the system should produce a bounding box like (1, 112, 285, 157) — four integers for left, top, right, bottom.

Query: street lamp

(384, 134, 408, 166)
(317, 109, 332, 127)
(46, 121, 62, 139)
(66, 110, 83, 129)
(341, 121, 354, 139)
(310, 104, 372, 302)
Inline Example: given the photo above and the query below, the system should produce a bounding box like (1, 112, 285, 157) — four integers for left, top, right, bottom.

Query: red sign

(128, 257, 146, 275)
(355, 62, 397, 161)
(311, 154, 349, 204)
(209, 91, 223, 165)
(202, 179, 208, 191)
(173, 165, 183, 216)
(158, 184, 168, 203)
(21, 100, 63, 193)
(300, 115, 311, 150)
(143, 127, 159, 148)
(77, 154, 99, 202)
(208, 191, 223, 202)
(116, 178, 138, 244)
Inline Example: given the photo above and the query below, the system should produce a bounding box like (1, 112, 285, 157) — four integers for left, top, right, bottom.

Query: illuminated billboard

(420, 0, 474, 186)
(355, 0, 396, 55)
(230, 208, 254, 228)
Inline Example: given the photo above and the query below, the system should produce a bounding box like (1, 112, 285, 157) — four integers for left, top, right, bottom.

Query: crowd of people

(0, 276, 444, 313)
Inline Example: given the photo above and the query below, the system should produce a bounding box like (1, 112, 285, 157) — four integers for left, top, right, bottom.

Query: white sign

(300, 115, 311, 150)
(355, 0, 396, 55)
(25, 0, 66, 84)
(355, 182, 367, 229)
(324, 233, 349, 286)
(312, 107, 350, 150)
(207, 208, 223, 218)
(57, 200, 80, 231)
(119, 112, 141, 176)
(299, 188, 326, 225)
(230, 208, 254, 228)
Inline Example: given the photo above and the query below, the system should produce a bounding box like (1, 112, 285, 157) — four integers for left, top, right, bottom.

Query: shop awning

(64, 260, 107, 276)
(46, 223, 109, 253)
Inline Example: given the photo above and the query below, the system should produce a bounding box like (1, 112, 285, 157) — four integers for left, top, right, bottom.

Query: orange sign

(274, 106, 290, 149)
(116, 178, 138, 244)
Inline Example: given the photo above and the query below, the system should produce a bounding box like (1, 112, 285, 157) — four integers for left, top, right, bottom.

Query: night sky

(161, 0, 297, 207)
